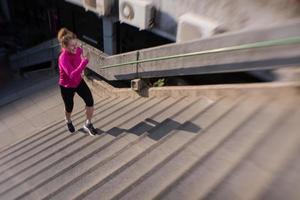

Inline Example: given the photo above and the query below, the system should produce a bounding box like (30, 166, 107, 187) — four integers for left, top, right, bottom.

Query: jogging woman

(57, 27, 97, 136)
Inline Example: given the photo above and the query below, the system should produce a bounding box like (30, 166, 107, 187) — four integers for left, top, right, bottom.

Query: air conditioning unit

(83, 0, 114, 16)
(119, 0, 155, 30)
(177, 13, 223, 43)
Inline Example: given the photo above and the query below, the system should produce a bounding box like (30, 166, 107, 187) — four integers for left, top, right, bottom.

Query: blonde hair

(57, 28, 77, 48)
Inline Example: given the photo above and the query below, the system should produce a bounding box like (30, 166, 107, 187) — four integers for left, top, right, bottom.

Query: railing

(9, 20, 300, 81)
(99, 36, 300, 69)
(9, 39, 60, 70)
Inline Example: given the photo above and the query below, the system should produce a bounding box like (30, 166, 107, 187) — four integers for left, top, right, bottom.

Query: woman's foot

(67, 122, 75, 133)
(83, 123, 97, 136)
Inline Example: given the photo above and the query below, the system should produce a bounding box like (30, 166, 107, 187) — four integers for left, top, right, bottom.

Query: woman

(57, 27, 97, 136)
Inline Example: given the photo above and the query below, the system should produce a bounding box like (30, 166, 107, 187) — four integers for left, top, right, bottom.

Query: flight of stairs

(0, 83, 299, 200)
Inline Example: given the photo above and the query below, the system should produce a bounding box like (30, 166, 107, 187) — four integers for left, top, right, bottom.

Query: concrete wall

(65, 0, 300, 41)
(84, 20, 300, 81)
(151, 0, 300, 39)
(66, 0, 300, 40)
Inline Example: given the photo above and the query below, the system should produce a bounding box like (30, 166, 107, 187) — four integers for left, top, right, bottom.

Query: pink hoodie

(58, 47, 89, 88)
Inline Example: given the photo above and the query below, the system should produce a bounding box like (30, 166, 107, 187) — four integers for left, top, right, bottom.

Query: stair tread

(110, 93, 269, 200)
(158, 97, 297, 200)
(74, 95, 240, 200)
(0, 97, 140, 197)
(0, 85, 298, 200)
(0, 97, 115, 164)
(41, 97, 212, 200)
(258, 144, 300, 200)
(201, 106, 300, 200)
(1, 97, 186, 199)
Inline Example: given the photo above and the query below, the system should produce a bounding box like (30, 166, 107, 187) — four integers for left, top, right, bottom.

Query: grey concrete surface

(66, 0, 300, 40)
(0, 75, 100, 149)
(84, 20, 300, 80)
(0, 80, 299, 199)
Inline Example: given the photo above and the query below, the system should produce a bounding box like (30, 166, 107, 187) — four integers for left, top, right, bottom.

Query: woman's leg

(65, 111, 72, 122)
(76, 80, 94, 121)
(60, 85, 75, 132)
(86, 106, 94, 123)
(76, 80, 96, 136)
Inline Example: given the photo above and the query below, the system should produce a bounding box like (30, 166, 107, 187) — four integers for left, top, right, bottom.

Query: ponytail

(57, 28, 77, 48)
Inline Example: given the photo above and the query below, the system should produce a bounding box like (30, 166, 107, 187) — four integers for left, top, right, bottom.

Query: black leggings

(60, 80, 94, 113)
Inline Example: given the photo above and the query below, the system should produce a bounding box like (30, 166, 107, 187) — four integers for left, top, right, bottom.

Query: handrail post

(136, 51, 140, 78)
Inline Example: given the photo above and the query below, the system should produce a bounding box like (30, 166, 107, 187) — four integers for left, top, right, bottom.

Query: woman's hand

(81, 49, 90, 60)
(76, 39, 82, 48)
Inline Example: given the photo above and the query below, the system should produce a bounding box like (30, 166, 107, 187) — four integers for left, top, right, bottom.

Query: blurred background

(0, 2, 300, 199)
(1, 0, 300, 88)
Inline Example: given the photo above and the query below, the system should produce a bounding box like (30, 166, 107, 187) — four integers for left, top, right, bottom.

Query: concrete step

(109, 93, 268, 200)
(258, 141, 300, 200)
(0, 97, 173, 199)
(0, 96, 111, 158)
(0, 97, 127, 175)
(41, 96, 211, 200)
(0, 133, 87, 181)
(156, 96, 296, 200)
(0, 96, 115, 167)
(16, 96, 183, 200)
(202, 104, 300, 200)
(0, 97, 135, 197)
(0, 76, 58, 108)
(0, 129, 81, 171)
(0, 83, 298, 200)
(72, 94, 240, 200)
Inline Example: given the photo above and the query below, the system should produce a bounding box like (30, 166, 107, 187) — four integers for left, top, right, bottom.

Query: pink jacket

(58, 47, 89, 88)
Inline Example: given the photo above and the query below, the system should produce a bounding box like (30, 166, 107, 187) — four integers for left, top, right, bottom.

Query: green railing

(11, 35, 300, 72)
(100, 36, 300, 69)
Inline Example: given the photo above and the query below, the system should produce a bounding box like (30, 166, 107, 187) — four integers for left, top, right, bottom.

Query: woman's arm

(59, 56, 89, 80)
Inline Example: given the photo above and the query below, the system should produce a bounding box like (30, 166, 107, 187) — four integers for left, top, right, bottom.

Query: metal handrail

(10, 40, 104, 62)
(10, 36, 300, 70)
(11, 40, 60, 60)
(99, 36, 300, 69)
